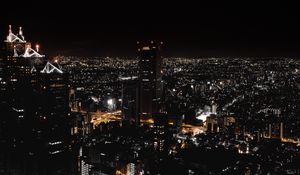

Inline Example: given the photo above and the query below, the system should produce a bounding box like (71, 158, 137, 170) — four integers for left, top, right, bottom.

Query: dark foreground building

(0, 26, 73, 174)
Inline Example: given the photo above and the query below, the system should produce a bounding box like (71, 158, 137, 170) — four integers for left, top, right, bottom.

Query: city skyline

(1, 1, 299, 57)
(1, 2, 300, 175)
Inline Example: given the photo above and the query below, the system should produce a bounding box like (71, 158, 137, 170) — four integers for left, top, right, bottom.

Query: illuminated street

(91, 110, 122, 128)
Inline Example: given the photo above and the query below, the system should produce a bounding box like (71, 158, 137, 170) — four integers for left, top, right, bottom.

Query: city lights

(1, 5, 299, 173)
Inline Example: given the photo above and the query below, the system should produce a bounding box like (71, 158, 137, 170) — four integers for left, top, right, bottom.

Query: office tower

(1, 25, 28, 95)
(166, 98, 183, 133)
(260, 110, 285, 139)
(1, 26, 70, 155)
(137, 41, 163, 121)
(120, 76, 138, 123)
(153, 113, 168, 152)
(0, 25, 39, 147)
(1, 25, 44, 106)
(266, 121, 284, 139)
(37, 61, 70, 154)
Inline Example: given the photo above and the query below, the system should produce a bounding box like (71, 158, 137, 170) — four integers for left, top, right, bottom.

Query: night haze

(1, 1, 299, 57)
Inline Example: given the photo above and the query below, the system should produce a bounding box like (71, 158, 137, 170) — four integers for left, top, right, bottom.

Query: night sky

(1, 1, 299, 57)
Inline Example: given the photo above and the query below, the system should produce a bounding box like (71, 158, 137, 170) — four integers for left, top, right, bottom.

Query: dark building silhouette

(0, 26, 70, 157)
(121, 76, 138, 123)
(0, 25, 34, 148)
(137, 41, 163, 122)
(35, 61, 71, 154)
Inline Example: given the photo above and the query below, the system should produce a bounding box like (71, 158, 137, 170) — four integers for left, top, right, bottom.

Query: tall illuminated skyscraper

(0, 25, 70, 155)
(37, 61, 70, 154)
(137, 41, 163, 122)
(1, 25, 29, 95)
(0, 25, 36, 146)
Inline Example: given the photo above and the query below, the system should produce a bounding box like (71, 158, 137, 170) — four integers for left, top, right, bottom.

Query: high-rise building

(0, 25, 38, 147)
(120, 76, 138, 123)
(1, 25, 28, 99)
(0, 25, 70, 155)
(153, 113, 168, 153)
(137, 41, 163, 122)
(36, 61, 70, 154)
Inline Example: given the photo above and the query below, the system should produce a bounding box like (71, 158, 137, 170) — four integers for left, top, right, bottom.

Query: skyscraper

(37, 61, 70, 154)
(137, 41, 163, 122)
(0, 25, 36, 147)
(0, 26, 70, 155)
(153, 113, 168, 152)
(120, 76, 138, 123)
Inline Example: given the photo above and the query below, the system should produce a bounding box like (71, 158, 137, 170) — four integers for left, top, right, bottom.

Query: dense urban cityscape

(0, 24, 299, 175)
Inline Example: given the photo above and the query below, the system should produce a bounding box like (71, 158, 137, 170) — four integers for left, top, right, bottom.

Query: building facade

(137, 41, 163, 122)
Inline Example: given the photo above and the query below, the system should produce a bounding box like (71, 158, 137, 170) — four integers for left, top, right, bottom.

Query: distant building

(153, 113, 168, 152)
(218, 116, 236, 134)
(137, 41, 163, 122)
(211, 103, 217, 114)
(206, 115, 218, 133)
(264, 121, 284, 139)
(120, 76, 138, 123)
(259, 109, 285, 140)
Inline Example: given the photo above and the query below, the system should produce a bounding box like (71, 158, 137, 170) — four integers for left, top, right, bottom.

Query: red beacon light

(35, 44, 40, 52)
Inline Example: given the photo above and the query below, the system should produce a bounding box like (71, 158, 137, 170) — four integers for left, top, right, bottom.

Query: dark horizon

(1, 1, 299, 58)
